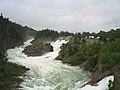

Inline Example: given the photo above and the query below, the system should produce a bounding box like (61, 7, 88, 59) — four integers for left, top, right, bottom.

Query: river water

(7, 39, 113, 90)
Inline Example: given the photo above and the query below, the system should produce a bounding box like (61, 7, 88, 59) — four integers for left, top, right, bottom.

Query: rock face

(112, 65, 120, 90)
(23, 42, 53, 56)
(89, 70, 113, 85)
(55, 54, 64, 60)
(113, 72, 120, 90)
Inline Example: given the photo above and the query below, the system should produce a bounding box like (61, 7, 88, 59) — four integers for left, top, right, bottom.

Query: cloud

(0, 0, 120, 32)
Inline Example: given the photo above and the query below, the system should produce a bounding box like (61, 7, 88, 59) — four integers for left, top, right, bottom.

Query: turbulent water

(7, 39, 113, 90)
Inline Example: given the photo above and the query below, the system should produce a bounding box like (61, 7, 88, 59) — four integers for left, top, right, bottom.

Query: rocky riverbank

(56, 54, 114, 86)
(55, 39, 120, 89)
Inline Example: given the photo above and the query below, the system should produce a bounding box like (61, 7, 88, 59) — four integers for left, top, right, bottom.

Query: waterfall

(7, 39, 113, 90)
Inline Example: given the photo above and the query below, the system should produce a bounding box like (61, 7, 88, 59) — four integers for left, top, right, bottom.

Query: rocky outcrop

(89, 70, 113, 85)
(112, 65, 120, 90)
(55, 54, 64, 60)
(113, 72, 120, 90)
(23, 42, 53, 56)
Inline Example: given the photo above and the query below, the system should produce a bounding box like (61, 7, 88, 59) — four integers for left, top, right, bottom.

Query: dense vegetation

(59, 29, 120, 72)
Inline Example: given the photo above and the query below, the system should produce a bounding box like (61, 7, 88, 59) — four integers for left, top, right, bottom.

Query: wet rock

(90, 71, 113, 85)
(55, 54, 64, 60)
(82, 70, 113, 87)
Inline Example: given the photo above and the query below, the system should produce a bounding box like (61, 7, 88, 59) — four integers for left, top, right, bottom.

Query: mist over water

(7, 39, 113, 90)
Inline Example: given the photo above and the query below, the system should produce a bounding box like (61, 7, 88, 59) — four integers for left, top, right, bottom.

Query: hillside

(0, 14, 37, 51)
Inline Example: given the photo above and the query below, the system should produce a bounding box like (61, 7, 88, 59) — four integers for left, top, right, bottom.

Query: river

(7, 39, 113, 90)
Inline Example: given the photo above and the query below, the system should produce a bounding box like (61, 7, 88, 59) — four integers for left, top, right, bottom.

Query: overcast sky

(0, 0, 120, 33)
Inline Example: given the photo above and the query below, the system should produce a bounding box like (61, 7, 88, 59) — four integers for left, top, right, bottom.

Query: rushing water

(7, 39, 113, 90)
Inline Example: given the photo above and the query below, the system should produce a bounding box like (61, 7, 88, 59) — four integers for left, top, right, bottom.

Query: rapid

(7, 39, 113, 90)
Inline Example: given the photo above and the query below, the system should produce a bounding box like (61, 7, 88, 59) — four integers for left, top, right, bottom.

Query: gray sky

(0, 0, 120, 33)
